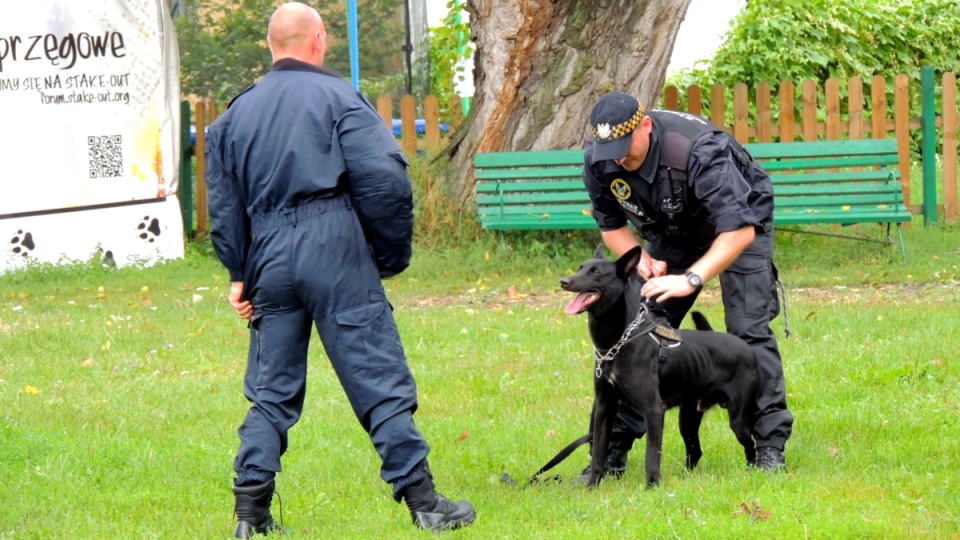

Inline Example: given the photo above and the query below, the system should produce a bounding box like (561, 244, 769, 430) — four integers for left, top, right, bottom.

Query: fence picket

(848, 76, 864, 140)
(664, 85, 679, 111)
(895, 74, 912, 207)
(734, 83, 749, 143)
(944, 73, 958, 222)
(687, 85, 702, 116)
(779, 80, 795, 142)
(826, 78, 841, 140)
(756, 82, 772, 143)
(802, 79, 818, 141)
(711, 84, 726, 131)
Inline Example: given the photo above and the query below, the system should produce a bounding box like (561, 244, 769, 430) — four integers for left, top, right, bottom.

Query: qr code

(88, 135, 123, 178)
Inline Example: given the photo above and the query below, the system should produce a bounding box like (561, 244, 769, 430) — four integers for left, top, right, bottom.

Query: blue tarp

(391, 119, 450, 137)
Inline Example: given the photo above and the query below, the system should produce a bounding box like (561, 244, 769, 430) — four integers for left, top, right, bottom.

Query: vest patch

(617, 199, 642, 216)
(611, 178, 631, 200)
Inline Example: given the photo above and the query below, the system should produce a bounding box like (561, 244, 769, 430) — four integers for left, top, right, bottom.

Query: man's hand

(638, 251, 667, 280)
(640, 274, 697, 303)
(229, 281, 253, 320)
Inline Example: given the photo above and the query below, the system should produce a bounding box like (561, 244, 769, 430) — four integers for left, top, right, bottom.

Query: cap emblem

(591, 105, 644, 141)
(595, 123, 613, 140)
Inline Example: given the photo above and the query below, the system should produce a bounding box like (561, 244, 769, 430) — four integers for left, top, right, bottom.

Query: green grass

(1, 222, 959, 538)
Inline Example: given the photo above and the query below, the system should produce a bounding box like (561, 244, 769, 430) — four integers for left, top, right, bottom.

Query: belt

(249, 195, 349, 233)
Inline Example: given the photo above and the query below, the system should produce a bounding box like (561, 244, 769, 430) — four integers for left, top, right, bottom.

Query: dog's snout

(559, 277, 571, 290)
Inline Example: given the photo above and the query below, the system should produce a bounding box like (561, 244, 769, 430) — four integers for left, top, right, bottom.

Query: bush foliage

(428, 0, 472, 120)
(672, 0, 960, 90)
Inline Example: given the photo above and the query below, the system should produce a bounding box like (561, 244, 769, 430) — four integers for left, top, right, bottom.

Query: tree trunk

(444, 0, 693, 204)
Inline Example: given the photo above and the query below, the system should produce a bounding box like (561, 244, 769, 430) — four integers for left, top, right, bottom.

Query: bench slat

(774, 183, 903, 197)
(758, 154, 900, 172)
(769, 169, 898, 185)
(474, 149, 583, 167)
(746, 138, 899, 159)
(482, 216, 597, 231)
(475, 179, 587, 193)
(775, 210, 912, 225)
(478, 203, 592, 216)
(477, 192, 591, 205)
(777, 195, 905, 207)
(475, 167, 583, 181)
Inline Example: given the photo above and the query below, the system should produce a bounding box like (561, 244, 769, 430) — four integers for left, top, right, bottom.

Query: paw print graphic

(10, 229, 35, 257)
(137, 216, 161, 243)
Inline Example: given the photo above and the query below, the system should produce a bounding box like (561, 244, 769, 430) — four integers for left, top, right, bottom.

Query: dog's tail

(691, 311, 713, 331)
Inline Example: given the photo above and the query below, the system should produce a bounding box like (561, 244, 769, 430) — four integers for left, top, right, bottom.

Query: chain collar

(593, 303, 682, 378)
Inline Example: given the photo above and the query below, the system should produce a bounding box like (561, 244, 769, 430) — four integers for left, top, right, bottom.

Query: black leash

(505, 433, 591, 485)
(776, 277, 791, 338)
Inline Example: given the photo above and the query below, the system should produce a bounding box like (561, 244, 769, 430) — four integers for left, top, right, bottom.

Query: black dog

(559, 245, 760, 488)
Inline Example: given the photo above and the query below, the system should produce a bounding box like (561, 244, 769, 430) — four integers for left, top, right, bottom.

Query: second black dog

(559, 245, 759, 488)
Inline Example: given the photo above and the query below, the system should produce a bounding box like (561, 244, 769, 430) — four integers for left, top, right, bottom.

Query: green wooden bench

(747, 138, 910, 258)
(473, 138, 910, 257)
(474, 149, 590, 230)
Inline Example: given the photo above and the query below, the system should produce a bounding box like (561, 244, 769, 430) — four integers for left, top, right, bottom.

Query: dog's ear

(594, 243, 606, 259)
(616, 245, 644, 278)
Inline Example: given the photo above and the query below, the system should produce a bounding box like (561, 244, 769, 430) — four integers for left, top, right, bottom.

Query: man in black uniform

(577, 91, 793, 479)
(205, 3, 475, 536)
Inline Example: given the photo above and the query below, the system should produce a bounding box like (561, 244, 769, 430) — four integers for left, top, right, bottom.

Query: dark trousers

(611, 232, 793, 450)
(233, 197, 429, 498)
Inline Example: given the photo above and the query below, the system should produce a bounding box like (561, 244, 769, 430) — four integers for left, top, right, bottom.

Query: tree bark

(445, 0, 693, 203)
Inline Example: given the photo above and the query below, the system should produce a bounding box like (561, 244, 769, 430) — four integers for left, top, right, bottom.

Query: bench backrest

(746, 138, 910, 226)
(474, 149, 594, 230)
(473, 138, 910, 230)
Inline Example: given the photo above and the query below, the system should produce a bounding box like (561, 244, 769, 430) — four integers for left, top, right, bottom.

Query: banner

(1, 0, 183, 272)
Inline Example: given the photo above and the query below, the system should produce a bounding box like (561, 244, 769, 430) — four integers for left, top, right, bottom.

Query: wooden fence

(660, 73, 958, 221)
(184, 72, 959, 236)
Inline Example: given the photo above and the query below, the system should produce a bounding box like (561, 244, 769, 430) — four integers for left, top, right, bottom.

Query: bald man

(205, 3, 475, 536)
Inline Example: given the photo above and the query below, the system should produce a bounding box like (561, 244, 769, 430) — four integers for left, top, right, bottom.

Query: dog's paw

(10, 229, 36, 257)
(136, 215, 161, 243)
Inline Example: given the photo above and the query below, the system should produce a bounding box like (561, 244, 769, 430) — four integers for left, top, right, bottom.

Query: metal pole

(921, 66, 938, 225)
(347, 0, 360, 90)
(402, 0, 413, 95)
(179, 101, 194, 238)
(454, 0, 469, 115)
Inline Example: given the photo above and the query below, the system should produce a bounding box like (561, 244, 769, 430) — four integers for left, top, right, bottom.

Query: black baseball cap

(589, 92, 645, 161)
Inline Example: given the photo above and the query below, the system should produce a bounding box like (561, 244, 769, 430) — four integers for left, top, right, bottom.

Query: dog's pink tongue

(565, 292, 592, 314)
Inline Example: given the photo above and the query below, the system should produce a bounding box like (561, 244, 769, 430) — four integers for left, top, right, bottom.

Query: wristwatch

(684, 271, 703, 288)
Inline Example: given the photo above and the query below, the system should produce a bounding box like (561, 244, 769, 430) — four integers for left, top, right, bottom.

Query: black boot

(402, 476, 476, 532)
(572, 438, 633, 484)
(755, 446, 787, 472)
(233, 480, 285, 538)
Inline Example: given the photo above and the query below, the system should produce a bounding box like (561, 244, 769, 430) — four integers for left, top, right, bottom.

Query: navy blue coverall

(583, 110, 794, 452)
(206, 58, 429, 498)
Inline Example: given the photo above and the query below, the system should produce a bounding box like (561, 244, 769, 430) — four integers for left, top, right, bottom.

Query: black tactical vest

(647, 110, 754, 237)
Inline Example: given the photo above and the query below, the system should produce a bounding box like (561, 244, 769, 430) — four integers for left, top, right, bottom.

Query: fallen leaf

(734, 500, 771, 522)
(457, 429, 470, 441)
